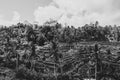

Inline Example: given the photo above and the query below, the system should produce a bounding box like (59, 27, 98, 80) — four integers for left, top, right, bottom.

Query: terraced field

(1, 41, 120, 80)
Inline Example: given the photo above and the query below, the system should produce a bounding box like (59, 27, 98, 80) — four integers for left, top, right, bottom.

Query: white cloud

(34, 0, 120, 27)
(0, 11, 21, 26)
(12, 11, 20, 22)
(34, 5, 63, 25)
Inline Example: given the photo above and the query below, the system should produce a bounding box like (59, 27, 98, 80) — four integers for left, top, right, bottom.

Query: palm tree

(25, 26, 39, 71)
(50, 38, 64, 80)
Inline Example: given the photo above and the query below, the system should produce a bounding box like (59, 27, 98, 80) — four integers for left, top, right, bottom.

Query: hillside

(0, 22, 120, 80)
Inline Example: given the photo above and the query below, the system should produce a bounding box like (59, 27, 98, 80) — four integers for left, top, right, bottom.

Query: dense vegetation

(0, 20, 120, 80)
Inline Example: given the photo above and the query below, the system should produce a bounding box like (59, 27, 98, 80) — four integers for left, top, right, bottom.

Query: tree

(25, 26, 37, 70)
(36, 33, 46, 46)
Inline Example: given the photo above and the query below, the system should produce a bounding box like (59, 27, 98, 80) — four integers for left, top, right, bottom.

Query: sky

(0, 0, 120, 27)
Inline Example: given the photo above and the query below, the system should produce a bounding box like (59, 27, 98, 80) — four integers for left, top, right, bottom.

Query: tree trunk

(30, 42, 36, 70)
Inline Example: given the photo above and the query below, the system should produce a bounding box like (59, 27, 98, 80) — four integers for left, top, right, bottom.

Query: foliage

(0, 21, 120, 80)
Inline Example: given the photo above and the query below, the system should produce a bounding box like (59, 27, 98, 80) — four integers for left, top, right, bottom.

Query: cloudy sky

(0, 0, 120, 27)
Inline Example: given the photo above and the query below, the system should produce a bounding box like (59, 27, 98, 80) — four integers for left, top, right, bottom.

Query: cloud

(12, 11, 20, 22)
(34, 0, 120, 27)
(34, 5, 63, 25)
(0, 11, 21, 26)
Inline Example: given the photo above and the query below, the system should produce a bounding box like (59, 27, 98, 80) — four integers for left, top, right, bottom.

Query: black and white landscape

(0, 0, 120, 80)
